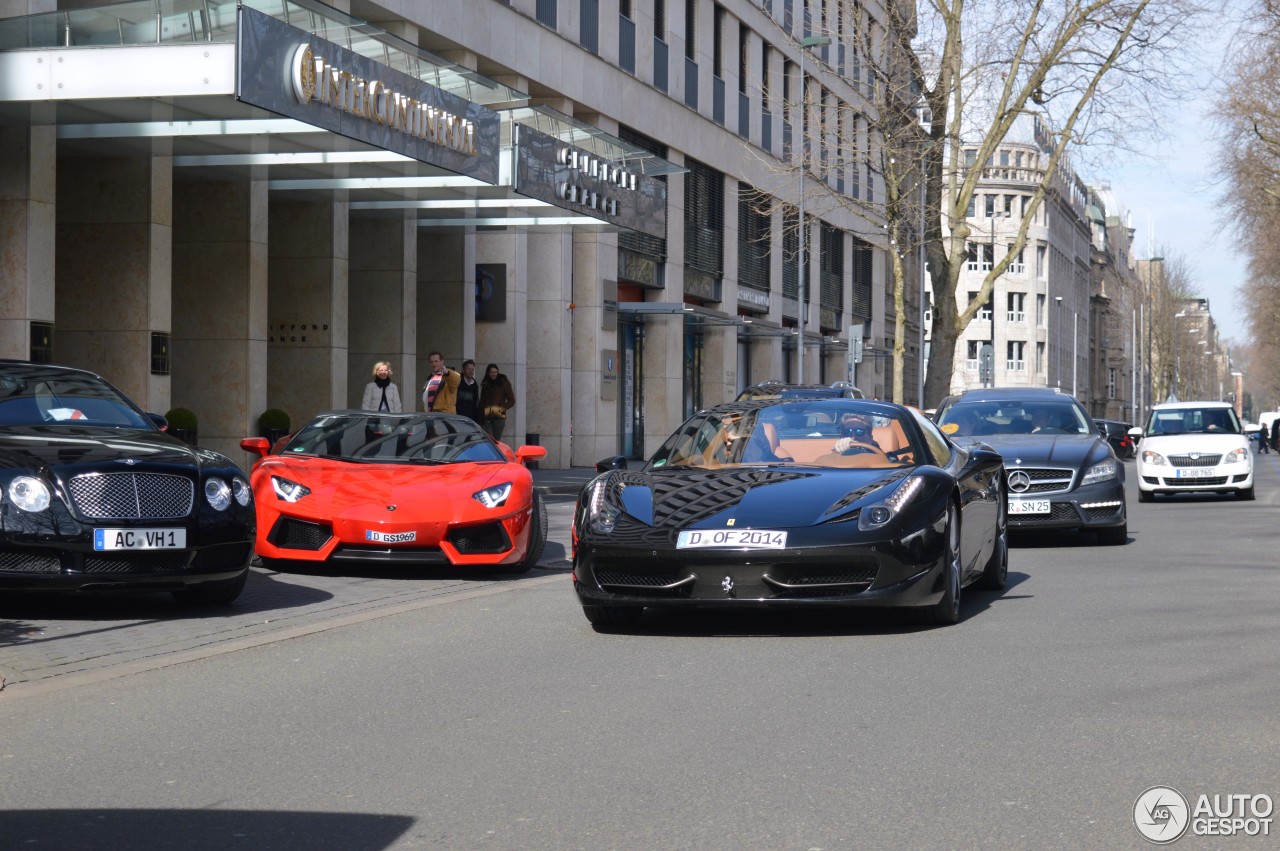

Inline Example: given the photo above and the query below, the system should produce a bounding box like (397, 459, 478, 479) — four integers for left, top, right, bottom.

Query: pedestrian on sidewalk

(480, 363, 516, 441)
(361, 361, 402, 413)
(422, 351, 461, 413)
(456, 359, 483, 424)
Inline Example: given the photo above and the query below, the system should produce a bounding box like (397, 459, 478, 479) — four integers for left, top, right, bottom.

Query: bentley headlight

(1140, 449, 1167, 466)
(231, 476, 252, 506)
(473, 482, 512, 508)
(271, 476, 311, 503)
(587, 479, 620, 534)
(1081, 460, 1118, 486)
(8, 476, 51, 512)
(205, 478, 232, 511)
(1224, 448, 1248, 465)
(858, 476, 924, 531)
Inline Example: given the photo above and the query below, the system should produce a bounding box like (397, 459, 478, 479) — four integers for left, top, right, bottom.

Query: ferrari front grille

(448, 523, 510, 554)
(68, 473, 194, 520)
(268, 517, 332, 551)
(595, 570, 695, 597)
(763, 568, 878, 597)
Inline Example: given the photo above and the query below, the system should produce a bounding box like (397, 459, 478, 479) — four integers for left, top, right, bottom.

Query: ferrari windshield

(647, 401, 920, 470)
(0, 367, 153, 429)
(283, 412, 505, 464)
(936, 399, 1092, 437)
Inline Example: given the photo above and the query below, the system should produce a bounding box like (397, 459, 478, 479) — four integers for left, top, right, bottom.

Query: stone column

(172, 177, 268, 461)
(267, 199, 349, 427)
(568, 230, 620, 467)
(56, 147, 173, 412)
(475, 227, 528, 442)
(526, 230, 573, 465)
(349, 212, 417, 409)
(416, 229, 474, 407)
(0, 105, 55, 361)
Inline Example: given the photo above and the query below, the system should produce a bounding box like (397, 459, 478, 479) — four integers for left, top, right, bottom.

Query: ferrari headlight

(1224, 448, 1248, 465)
(587, 479, 620, 534)
(858, 476, 924, 531)
(231, 476, 252, 506)
(1081, 460, 1118, 486)
(473, 482, 512, 508)
(204, 477, 232, 511)
(1140, 449, 1167, 466)
(8, 476, 51, 512)
(271, 476, 311, 503)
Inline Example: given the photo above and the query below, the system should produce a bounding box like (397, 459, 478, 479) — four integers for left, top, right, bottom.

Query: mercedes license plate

(677, 529, 788, 549)
(93, 528, 186, 551)
(1008, 499, 1050, 515)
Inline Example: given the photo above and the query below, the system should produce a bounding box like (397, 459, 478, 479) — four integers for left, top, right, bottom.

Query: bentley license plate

(677, 529, 788, 549)
(93, 528, 186, 551)
(1175, 468, 1213, 479)
(1008, 499, 1050, 515)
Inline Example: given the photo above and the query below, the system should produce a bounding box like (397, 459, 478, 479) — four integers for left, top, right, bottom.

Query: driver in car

(833, 412, 881, 455)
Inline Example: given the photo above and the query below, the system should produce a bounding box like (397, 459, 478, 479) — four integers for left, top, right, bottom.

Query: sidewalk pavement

(530, 466, 599, 497)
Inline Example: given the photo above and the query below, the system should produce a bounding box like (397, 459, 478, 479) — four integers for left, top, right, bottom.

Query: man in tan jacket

(422, 351, 461, 413)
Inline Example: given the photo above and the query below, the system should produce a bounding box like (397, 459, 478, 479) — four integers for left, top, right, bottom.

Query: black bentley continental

(0, 361, 255, 604)
(572, 398, 1008, 629)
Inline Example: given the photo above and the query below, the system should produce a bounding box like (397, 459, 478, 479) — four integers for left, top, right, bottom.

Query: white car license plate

(1008, 499, 1051, 515)
(365, 529, 416, 544)
(93, 528, 186, 551)
(1174, 468, 1214, 479)
(676, 529, 788, 549)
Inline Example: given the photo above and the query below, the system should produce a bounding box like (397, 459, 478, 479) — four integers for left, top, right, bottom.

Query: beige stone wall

(0, 110, 56, 360)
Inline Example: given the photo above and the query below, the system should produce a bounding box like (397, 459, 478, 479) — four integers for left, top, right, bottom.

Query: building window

(1108, 367, 1117, 399)
(1006, 340, 1025, 371)
(536, 0, 557, 28)
(685, 0, 697, 59)
(966, 340, 981, 371)
(1036, 245, 1046, 279)
(968, 291, 992, 321)
(1007, 292, 1025, 322)
(1036, 293, 1045, 325)
(1008, 245, 1025, 274)
(580, 0, 599, 53)
(738, 184, 771, 294)
(1036, 341, 1045, 374)
(684, 158, 725, 280)
(984, 194, 995, 217)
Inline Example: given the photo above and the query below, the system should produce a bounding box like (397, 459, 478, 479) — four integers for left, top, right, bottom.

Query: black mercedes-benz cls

(0, 361, 255, 603)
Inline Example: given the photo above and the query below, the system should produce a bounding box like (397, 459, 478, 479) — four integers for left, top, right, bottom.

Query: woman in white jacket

(361, 361, 403, 413)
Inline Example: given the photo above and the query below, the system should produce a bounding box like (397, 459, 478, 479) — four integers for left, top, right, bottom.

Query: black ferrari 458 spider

(573, 397, 1008, 629)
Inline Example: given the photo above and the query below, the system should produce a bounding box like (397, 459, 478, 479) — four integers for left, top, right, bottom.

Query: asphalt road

(2, 459, 1279, 850)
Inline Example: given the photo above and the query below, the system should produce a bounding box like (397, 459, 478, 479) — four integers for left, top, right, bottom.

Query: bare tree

(916, 0, 1200, 406)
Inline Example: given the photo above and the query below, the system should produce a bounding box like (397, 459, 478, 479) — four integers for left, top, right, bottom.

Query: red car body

(241, 411, 547, 571)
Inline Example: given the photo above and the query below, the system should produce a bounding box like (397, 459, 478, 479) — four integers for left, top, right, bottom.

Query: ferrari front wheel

(917, 502, 961, 626)
(510, 492, 547, 573)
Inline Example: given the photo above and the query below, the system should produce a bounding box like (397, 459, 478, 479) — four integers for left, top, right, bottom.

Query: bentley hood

(0, 426, 207, 477)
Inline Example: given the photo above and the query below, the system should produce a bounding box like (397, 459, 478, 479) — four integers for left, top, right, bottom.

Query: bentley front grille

(68, 473, 194, 521)
(83, 553, 190, 573)
(0, 549, 61, 573)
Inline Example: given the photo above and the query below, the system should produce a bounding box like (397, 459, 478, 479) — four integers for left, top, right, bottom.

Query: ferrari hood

(605, 466, 909, 528)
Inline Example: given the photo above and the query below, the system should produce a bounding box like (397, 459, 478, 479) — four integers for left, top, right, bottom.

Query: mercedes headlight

(8, 476, 51, 512)
(858, 476, 924, 531)
(473, 482, 512, 508)
(1081, 459, 1119, 486)
(271, 476, 311, 503)
(204, 478, 232, 511)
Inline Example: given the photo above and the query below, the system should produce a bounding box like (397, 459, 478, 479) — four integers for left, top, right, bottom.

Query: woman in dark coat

(479, 363, 516, 442)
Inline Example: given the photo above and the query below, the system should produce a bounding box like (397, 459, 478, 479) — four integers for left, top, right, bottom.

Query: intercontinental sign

(236, 7, 499, 183)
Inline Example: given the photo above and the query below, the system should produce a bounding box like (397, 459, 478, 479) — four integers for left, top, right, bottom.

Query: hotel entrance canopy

(0, 0, 675, 235)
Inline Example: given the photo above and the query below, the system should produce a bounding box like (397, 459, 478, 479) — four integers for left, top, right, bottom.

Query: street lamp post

(1054, 296, 1063, 388)
(795, 34, 831, 384)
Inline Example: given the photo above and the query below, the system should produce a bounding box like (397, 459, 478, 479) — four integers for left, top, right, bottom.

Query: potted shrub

(258, 408, 292, 446)
(164, 407, 198, 446)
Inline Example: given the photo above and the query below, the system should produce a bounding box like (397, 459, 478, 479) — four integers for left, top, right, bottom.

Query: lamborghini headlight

(1081, 459, 1118, 486)
(8, 476, 51, 512)
(587, 479, 620, 533)
(271, 476, 311, 503)
(473, 482, 512, 508)
(858, 476, 925, 531)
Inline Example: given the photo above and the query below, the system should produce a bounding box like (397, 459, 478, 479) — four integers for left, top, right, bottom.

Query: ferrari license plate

(1175, 468, 1213, 479)
(676, 529, 788, 549)
(365, 529, 417, 544)
(93, 528, 186, 551)
(1008, 499, 1050, 515)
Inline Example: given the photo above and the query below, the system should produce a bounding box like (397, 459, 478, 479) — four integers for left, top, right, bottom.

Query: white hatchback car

(1130, 402, 1254, 502)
